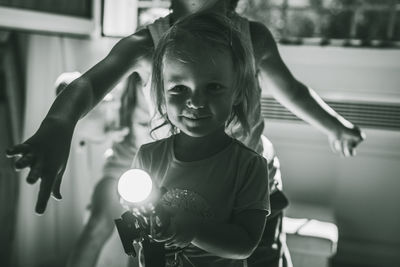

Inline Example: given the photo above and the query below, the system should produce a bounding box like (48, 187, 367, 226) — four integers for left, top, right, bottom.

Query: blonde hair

(151, 11, 257, 137)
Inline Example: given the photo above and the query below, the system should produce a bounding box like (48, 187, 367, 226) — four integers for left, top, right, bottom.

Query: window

(137, 0, 170, 27)
(236, 0, 400, 48)
(102, 0, 170, 37)
(0, 0, 94, 35)
(102, 0, 400, 48)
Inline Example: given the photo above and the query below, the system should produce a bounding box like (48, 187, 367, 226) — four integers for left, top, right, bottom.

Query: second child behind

(131, 12, 270, 267)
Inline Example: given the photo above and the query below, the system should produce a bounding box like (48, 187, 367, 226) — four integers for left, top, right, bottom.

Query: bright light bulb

(118, 169, 153, 203)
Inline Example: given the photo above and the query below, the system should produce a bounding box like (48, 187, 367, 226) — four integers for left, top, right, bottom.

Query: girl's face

(162, 37, 237, 138)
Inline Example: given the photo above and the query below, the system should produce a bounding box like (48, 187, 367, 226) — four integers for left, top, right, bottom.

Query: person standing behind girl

(131, 12, 270, 267)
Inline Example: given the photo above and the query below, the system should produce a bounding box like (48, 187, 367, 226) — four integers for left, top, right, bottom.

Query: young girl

(131, 12, 270, 267)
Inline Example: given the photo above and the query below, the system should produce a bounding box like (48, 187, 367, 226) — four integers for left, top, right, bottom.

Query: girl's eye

(169, 85, 187, 95)
(207, 83, 226, 93)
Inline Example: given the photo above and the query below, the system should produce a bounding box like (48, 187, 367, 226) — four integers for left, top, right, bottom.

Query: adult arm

(6, 28, 153, 214)
(47, 29, 152, 123)
(250, 21, 365, 157)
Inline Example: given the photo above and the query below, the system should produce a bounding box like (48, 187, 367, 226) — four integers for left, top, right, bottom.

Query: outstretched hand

(6, 118, 75, 214)
(329, 124, 366, 157)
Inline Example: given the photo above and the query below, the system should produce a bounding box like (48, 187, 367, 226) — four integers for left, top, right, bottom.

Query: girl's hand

(6, 118, 75, 214)
(329, 124, 366, 157)
(154, 211, 200, 248)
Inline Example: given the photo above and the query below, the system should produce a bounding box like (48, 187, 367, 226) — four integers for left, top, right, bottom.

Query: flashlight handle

(114, 217, 137, 257)
(142, 238, 166, 267)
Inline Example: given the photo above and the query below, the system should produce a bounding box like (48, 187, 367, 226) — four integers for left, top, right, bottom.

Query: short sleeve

(234, 156, 270, 216)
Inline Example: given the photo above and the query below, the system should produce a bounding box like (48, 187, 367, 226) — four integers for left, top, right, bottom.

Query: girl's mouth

(182, 115, 211, 121)
(181, 112, 211, 120)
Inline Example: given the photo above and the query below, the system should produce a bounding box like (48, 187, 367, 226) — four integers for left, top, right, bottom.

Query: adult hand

(6, 118, 75, 214)
(329, 124, 366, 157)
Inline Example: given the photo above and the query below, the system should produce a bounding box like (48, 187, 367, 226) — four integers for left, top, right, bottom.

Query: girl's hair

(151, 11, 258, 137)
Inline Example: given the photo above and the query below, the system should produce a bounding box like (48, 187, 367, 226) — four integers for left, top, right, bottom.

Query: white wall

(264, 46, 400, 266)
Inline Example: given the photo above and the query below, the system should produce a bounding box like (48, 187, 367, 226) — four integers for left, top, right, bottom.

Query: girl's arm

(6, 28, 153, 214)
(250, 21, 365, 157)
(192, 209, 267, 259)
(161, 209, 267, 260)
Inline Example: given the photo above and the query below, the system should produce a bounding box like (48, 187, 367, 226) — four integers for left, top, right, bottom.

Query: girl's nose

(186, 100, 204, 109)
(186, 90, 205, 109)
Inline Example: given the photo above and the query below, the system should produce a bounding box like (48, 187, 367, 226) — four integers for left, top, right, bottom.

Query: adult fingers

(26, 160, 42, 184)
(354, 126, 366, 141)
(347, 140, 359, 157)
(15, 153, 36, 170)
(360, 130, 367, 141)
(329, 139, 336, 153)
(5, 144, 31, 158)
(35, 175, 54, 214)
(341, 140, 352, 157)
(52, 168, 64, 200)
(329, 139, 341, 154)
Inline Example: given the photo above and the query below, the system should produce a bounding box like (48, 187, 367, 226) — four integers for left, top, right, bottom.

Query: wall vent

(261, 97, 400, 131)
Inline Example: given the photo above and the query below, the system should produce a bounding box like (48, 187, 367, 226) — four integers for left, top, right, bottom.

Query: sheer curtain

(11, 29, 127, 266)
(12, 33, 97, 267)
(0, 32, 23, 267)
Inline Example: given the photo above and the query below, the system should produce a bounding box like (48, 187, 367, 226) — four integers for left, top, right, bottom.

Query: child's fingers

(165, 242, 180, 249)
(165, 238, 188, 249)
(35, 175, 54, 215)
(6, 144, 31, 158)
(153, 224, 176, 242)
(15, 153, 35, 170)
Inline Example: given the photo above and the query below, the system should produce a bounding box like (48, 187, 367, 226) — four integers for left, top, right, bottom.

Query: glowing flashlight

(118, 169, 153, 204)
(115, 168, 169, 264)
